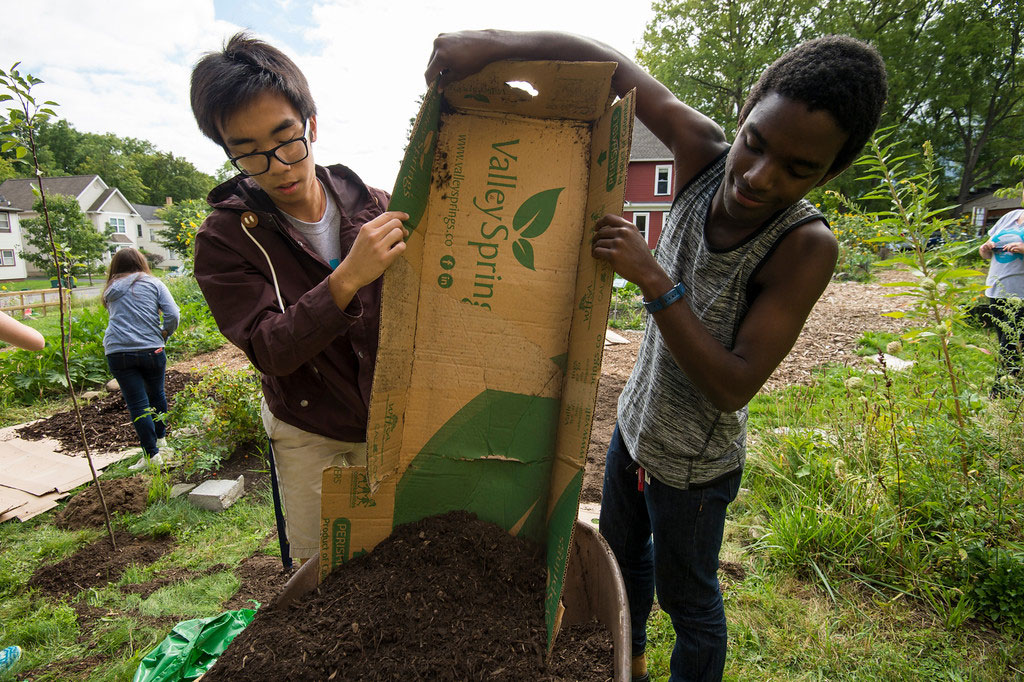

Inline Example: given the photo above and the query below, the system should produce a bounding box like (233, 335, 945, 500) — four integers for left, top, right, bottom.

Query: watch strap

(642, 282, 686, 313)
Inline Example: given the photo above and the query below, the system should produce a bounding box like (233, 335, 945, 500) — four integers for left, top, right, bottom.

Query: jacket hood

(104, 273, 146, 303)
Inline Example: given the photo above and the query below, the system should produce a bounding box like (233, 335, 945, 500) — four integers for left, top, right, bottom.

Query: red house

(623, 120, 675, 248)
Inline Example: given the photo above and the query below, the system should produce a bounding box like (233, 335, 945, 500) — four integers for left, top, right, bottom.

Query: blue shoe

(0, 645, 22, 674)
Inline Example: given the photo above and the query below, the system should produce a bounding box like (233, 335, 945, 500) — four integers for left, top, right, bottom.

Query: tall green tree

(923, 0, 1024, 202)
(136, 151, 216, 206)
(19, 194, 111, 279)
(638, 0, 1023, 205)
(638, 0, 819, 137)
(2, 116, 215, 204)
(156, 198, 211, 272)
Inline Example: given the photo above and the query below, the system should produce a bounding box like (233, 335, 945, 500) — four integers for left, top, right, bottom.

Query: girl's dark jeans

(106, 349, 168, 456)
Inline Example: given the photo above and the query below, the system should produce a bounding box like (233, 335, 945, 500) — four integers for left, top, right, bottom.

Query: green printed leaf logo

(511, 187, 563, 270)
(512, 239, 535, 270)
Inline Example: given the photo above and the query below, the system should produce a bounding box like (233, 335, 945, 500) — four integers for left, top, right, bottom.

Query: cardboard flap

(444, 61, 616, 121)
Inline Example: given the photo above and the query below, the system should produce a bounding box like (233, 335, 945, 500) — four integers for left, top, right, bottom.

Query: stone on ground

(188, 476, 244, 512)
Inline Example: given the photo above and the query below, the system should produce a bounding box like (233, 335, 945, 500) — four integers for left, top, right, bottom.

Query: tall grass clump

(743, 132, 1024, 634)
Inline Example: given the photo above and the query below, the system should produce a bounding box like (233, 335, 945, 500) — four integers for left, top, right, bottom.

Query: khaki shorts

(261, 399, 367, 560)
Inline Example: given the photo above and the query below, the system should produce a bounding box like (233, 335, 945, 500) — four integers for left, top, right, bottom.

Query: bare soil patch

(17, 370, 196, 453)
(54, 475, 150, 530)
(27, 531, 175, 597)
(203, 511, 611, 682)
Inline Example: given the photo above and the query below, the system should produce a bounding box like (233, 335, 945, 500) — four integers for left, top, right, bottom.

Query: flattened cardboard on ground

(321, 60, 634, 645)
(0, 423, 136, 522)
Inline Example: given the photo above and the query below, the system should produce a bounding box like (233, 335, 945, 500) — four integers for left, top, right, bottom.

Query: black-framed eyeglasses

(228, 120, 310, 177)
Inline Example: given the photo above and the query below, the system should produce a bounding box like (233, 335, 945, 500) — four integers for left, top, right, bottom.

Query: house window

(0, 212, 10, 233)
(137, 224, 143, 238)
(655, 165, 673, 196)
(108, 217, 126, 233)
(633, 212, 650, 242)
(167, 248, 178, 260)
(0, 249, 15, 266)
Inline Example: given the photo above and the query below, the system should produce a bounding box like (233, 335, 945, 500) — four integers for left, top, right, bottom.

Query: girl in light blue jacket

(102, 248, 179, 470)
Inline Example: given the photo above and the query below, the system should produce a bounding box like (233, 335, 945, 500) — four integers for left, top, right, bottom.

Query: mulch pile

(54, 475, 150, 529)
(16, 370, 196, 453)
(203, 511, 612, 681)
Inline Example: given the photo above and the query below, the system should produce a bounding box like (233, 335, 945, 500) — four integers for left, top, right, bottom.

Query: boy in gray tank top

(426, 31, 887, 682)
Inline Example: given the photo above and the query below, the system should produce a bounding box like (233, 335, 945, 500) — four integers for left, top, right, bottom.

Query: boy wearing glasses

(189, 33, 407, 564)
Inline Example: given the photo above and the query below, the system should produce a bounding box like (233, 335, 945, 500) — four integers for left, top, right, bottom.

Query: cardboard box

(321, 60, 634, 644)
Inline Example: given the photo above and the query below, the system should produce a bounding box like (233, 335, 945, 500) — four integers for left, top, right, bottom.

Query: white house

(134, 200, 184, 271)
(0, 193, 28, 281)
(0, 175, 181, 278)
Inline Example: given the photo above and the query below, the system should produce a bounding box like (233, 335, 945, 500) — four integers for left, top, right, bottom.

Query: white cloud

(0, 0, 653, 192)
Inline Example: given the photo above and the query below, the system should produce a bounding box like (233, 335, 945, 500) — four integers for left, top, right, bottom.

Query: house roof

(133, 203, 163, 222)
(109, 233, 133, 244)
(0, 193, 19, 212)
(630, 120, 672, 162)
(0, 175, 102, 210)
(959, 191, 1022, 213)
(87, 187, 139, 216)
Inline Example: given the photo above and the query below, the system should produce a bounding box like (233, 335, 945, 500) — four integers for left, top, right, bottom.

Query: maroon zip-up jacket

(194, 164, 389, 442)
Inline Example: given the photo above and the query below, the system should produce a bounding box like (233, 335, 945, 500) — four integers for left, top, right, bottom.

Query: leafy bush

(609, 280, 644, 330)
(746, 325, 1022, 633)
(0, 307, 109, 404)
(164, 277, 225, 357)
(165, 365, 264, 474)
(968, 548, 1024, 631)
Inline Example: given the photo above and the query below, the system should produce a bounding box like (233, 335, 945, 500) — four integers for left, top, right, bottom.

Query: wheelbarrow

(275, 518, 631, 681)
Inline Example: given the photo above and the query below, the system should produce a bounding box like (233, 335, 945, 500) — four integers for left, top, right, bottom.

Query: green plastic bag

(132, 608, 256, 682)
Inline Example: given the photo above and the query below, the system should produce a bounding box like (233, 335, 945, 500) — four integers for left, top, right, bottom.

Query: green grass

(0, 277, 63, 292)
(639, 321, 1024, 680)
(0, 463, 276, 681)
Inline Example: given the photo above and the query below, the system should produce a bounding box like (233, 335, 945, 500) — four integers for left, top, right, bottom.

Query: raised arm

(425, 30, 728, 187)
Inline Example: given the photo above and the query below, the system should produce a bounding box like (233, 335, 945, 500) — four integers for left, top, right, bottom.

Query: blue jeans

(600, 424, 741, 682)
(106, 349, 168, 456)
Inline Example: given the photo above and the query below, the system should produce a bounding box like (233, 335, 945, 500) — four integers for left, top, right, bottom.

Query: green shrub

(166, 365, 264, 474)
(968, 547, 1024, 631)
(164, 277, 225, 357)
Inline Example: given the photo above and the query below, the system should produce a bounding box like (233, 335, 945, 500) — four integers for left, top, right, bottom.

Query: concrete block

(188, 475, 245, 512)
(170, 483, 196, 499)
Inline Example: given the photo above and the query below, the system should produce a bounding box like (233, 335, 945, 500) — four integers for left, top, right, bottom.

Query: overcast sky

(0, 0, 654, 193)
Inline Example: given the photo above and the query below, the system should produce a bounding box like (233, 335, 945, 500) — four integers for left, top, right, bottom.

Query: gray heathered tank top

(617, 151, 824, 489)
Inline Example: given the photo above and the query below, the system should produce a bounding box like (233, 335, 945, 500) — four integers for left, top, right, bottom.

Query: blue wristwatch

(642, 282, 686, 313)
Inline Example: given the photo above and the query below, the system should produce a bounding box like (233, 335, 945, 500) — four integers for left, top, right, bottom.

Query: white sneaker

(128, 452, 163, 471)
(156, 437, 168, 449)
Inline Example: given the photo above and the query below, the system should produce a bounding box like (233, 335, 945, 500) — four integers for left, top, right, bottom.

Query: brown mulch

(16, 370, 196, 453)
(761, 267, 914, 391)
(26, 530, 175, 597)
(202, 511, 611, 682)
(53, 475, 150, 529)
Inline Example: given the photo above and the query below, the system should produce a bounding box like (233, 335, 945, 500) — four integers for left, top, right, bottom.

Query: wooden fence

(0, 288, 69, 318)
